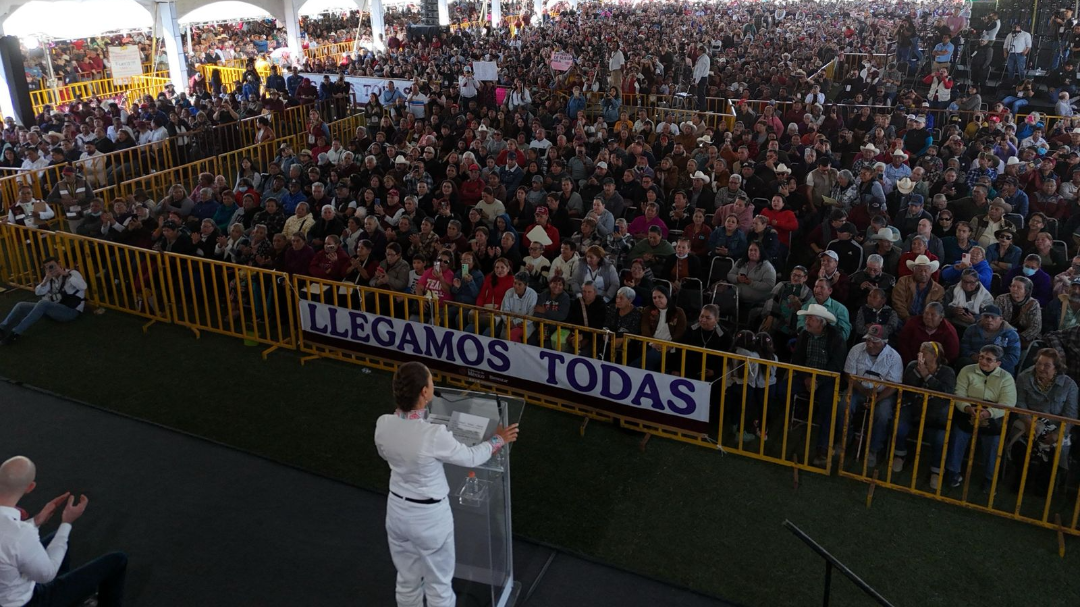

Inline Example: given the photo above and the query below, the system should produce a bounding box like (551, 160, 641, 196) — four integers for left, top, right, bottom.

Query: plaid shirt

(1046, 327, 1080, 381)
(965, 166, 997, 189)
(804, 333, 830, 369)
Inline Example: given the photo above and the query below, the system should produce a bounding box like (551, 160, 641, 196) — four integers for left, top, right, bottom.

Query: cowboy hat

(690, 171, 710, 183)
(905, 254, 941, 273)
(989, 198, 1013, 213)
(896, 177, 916, 194)
(797, 303, 837, 324)
(774, 163, 790, 173)
(1006, 156, 1022, 166)
(870, 228, 900, 242)
(891, 149, 908, 160)
(861, 144, 879, 154)
(696, 135, 713, 145)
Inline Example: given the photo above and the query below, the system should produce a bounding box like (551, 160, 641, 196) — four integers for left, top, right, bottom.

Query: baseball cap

(863, 324, 886, 342)
(819, 250, 840, 261)
(980, 305, 1003, 317)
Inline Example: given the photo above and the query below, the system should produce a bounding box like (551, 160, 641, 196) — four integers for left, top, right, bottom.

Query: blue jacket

(567, 95, 586, 120)
(265, 74, 286, 93)
(286, 74, 303, 97)
(499, 165, 524, 193)
(986, 243, 1022, 268)
(941, 259, 992, 289)
(279, 191, 308, 216)
(960, 323, 1021, 375)
(707, 228, 748, 259)
(602, 97, 621, 123)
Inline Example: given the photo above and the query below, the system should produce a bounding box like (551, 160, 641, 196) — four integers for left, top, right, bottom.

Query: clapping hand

(61, 494, 88, 524)
(33, 492, 70, 527)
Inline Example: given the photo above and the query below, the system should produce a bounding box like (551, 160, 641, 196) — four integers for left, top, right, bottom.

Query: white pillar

(283, 0, 303, 64)
(437, 0, 450, 27)
(0, 20, 18, 125)
(369, 0, 386, 51)
(157, 1, 190, 92)
(490, 0, 500, 29)
(532, 0, 543, 26)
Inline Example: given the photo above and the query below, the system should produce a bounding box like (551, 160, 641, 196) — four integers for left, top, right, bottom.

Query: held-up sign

(108, 46, 143, 84)
(550, 51, 574, 71)
(471, 61, 499, 81)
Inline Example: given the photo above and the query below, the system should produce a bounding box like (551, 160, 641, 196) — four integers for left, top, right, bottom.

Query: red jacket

(476, 272, 515, 308)
(522, 222, 561, 257)
(760, 208, 798, 246)
(459, 178, 486, 208)
(308, 248, 351, 281)
(896, 316, 960, 365)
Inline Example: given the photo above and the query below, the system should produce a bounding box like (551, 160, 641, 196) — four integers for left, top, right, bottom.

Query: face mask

(238, 186, 248, 192)
(1023, 267, 1036, 277)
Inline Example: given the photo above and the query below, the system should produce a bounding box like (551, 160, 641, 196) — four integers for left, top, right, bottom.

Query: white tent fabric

(3, 0, 152, 39)
(297, 0, 360, 16)
(178, 1, 273, 24)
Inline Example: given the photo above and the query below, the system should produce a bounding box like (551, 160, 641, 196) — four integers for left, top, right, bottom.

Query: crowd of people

(2, 0, 1080, 497)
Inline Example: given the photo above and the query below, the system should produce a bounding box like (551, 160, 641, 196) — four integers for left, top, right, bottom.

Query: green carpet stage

(1, 288, 1078, 605)
(0, 381, 736, 606)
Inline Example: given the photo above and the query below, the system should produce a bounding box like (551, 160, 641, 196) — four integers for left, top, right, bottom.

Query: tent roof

(1, 0, 366, 38)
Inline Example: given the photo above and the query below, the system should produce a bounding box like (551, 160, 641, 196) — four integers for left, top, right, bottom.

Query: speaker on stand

(0, 36, 36, 127)
(420, 0, 440, 26)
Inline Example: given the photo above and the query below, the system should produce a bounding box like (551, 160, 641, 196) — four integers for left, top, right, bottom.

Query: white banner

(108, 46, 143, 83)
(471, 61, 498, 81)
(300, 73, 413, 105)
(299, 300, 712, 423)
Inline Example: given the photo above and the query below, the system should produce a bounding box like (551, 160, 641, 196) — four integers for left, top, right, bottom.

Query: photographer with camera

(1051, 8, 1076, 70)
(0, 257, 86, 346)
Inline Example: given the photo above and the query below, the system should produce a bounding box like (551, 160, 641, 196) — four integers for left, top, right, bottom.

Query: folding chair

(1019, 339, 1046, 374)
(1045, 217, 1059, 239)
(1053, 240, 1070, 261)
(707, 255, 735, 286)
(1006, 213, 1025, 230)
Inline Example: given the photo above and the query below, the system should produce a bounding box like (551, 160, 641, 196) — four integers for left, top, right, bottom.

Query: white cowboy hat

(905, 254, 941, 273)
(690, 171, 710, 183)
(394, 155, 408, 164)
(860, 144, 878, 154)
(696, 135, 713, 145)
(1006, 156, 1022, 166)
(891, 148, 908, 158)
(896, 177, 916, 194)
(774, 163, 790, 173)
(797, 303, 837, 324)
(870, 227, 900, 242)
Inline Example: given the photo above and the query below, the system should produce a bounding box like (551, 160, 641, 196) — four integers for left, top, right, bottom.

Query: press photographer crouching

(0, 258, 86, 346)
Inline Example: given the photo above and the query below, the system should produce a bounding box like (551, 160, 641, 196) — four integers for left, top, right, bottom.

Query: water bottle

(458, 471, 483, 507)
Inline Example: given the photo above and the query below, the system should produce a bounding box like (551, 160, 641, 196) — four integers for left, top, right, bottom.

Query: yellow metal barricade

(116, 156, 217, 202)
(163, 253, 294, 355)
(0, 223, 58, 287)
(837, 375, 1080, 537)
(53, 231, 171, 325)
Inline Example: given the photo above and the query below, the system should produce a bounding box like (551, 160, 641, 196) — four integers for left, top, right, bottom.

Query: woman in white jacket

(943, 268, 994, 330)
(375, 363, 519, 607)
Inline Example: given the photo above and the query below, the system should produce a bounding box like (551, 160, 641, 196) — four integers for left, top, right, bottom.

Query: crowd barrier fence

(3, 221, 1080, 538)
(30, 73, 172, 115)
(836, 375, 1080, 540)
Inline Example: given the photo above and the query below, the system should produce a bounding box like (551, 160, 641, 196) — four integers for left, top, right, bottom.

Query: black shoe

(0, 332, 19, 346)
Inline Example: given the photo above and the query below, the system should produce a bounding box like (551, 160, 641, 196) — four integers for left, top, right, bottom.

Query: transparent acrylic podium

(428, 389, 524, 607)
